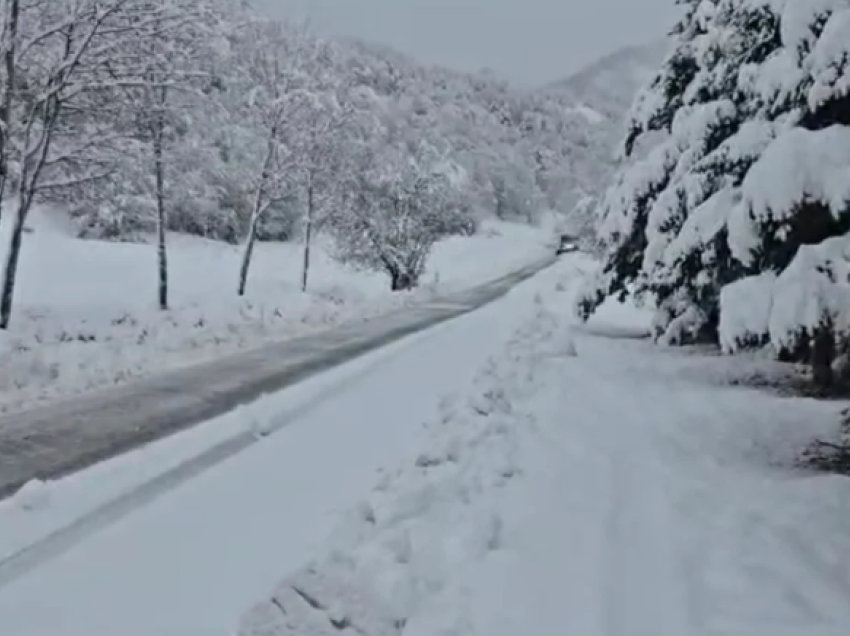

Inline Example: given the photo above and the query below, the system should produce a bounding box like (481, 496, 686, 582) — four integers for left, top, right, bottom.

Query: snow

(568, 103, 606, 124)
(719, 271, 776, 352)
(721, 235, 850, 352)
(3, 256, 850, 635)
(0, 256, 557, 636)
(806, 3, 850, 109)
(733, 126, 850, 253)
(233, 258, 850, 636)
(0, 208, 548, 414)
(758, 0, 850, 112)
(10, 480, 52, 513)
(597, 141, 679, 242)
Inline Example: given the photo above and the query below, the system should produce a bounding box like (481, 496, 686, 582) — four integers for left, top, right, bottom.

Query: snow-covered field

(237, 259, 850, 636)
(0, 207, 549, 414)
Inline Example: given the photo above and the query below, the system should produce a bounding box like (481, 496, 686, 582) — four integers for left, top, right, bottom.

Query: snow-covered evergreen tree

(720, 0, 850, 388)
(578, 0, 850, 388)
(577, 0, 786, 344)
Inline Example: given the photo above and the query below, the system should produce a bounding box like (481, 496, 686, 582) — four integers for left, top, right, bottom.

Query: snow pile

(11, 479, 52, 513)
(0, 212, 548, 413)
(237, 274, 575, 636)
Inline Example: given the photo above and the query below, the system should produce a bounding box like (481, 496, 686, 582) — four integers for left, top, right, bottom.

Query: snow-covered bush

(328, 140, 470, 291)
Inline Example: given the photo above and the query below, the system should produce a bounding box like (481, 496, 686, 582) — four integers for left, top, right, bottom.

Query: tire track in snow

(643, 380, 850, 629)
(578, 335, 850, 631)
(554, 343, 696, 635)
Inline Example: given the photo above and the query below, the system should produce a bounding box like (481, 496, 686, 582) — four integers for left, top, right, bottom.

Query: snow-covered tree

(719, 0, 850, 388)
(576, 0, 850, 388)
(234, 19, 315, 296)
(329, 138, 468, 291)
(291, 83, 352, 292)
(0, 0, 615, 329)
(577, 0, 786, 344)
(109, 0, 226, 309)
(0, 0, 201, 325)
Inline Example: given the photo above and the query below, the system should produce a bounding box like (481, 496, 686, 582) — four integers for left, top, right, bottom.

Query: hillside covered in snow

(0, 0, 667, 413)
(538, 39, 669, 232)
(548, 39, 669, 123)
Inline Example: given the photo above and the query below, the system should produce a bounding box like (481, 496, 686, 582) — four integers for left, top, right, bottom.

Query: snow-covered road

(0, 258, 553, 636)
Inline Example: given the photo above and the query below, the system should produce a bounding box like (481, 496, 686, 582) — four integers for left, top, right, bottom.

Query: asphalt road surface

(0, 256, 554, 500)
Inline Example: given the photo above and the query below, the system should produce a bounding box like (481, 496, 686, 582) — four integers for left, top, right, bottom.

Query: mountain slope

(548, 39, 668, 123)
(527, 39, 667, 234)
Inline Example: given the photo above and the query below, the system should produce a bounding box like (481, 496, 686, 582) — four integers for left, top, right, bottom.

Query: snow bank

(11, 479, 52, 512)
(0, 210, 548, 413)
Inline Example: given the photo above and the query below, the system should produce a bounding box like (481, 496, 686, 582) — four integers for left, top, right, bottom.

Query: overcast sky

(255, 0, 678, 85)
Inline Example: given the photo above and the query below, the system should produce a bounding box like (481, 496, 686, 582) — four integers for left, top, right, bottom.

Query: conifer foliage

(579, 0, 850, 389)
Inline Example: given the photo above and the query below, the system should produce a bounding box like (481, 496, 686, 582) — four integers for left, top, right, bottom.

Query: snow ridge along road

(0, 255, 554, 501)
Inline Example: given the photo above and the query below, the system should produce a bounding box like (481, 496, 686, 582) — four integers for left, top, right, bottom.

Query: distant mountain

(524, 39, 667, 230)
(547, 39, 669, 123)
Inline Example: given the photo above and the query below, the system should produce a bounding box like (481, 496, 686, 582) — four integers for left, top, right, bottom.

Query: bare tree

(294, 86, 352, 292)
(0, 0, 170, 328)
(236, 19, 312, 296)
(102, 0, 224, 310)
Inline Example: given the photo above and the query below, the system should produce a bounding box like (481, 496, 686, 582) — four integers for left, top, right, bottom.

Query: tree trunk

(239, 127, 276, 297)
(301, 178, 314, 292)
(812, 325, 835, 391)
(390, 269, 418, 291)
(0, 0, 20, 215)
(0, 198, 28, 329)
(238, 213, 260, 297)
(153, 87, 168, 311)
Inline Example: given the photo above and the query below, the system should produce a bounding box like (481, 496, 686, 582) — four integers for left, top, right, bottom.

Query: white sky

(255, 0, 678, 85)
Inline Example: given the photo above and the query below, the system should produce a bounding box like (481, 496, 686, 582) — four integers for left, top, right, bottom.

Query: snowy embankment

(240, 258, 850, 636)
(0, 208, 548, 414)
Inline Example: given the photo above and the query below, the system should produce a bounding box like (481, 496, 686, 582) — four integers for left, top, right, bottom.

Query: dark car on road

(556, 233, 579, 255)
